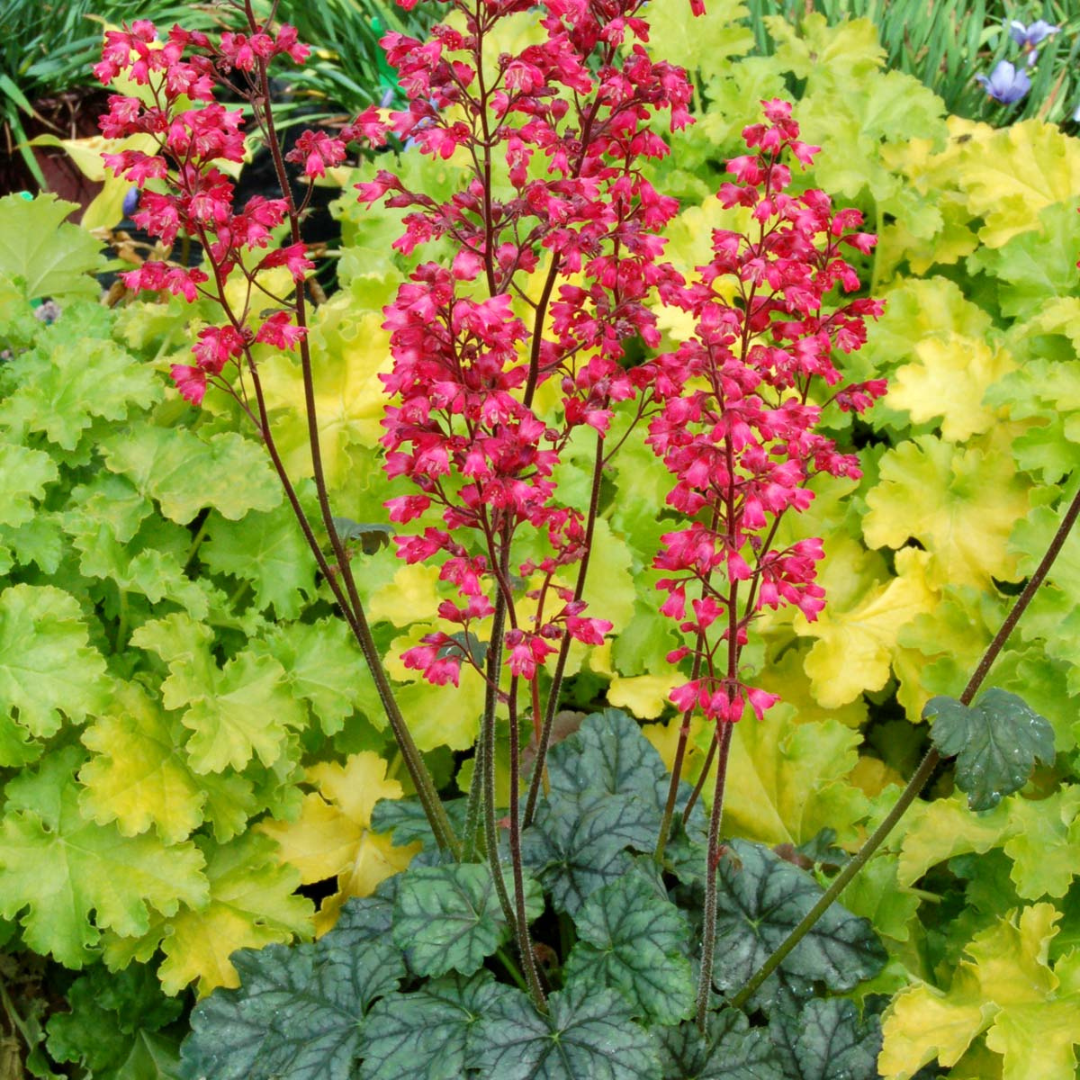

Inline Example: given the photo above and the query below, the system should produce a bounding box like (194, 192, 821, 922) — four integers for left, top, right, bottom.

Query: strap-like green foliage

(926, 689, 1056, 810)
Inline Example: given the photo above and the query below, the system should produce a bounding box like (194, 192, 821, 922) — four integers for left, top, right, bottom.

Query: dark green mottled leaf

(392, 863, 541, 978)
(359, 970, 516, 1080)
(657, 1010, 783, 1080)
(371, 797, 468, 850)
(471, 983, 660, 1080)
(712, 841, 886, 1007)
(565, 868, 694, 1024)
(523, 789, 656, 915)
(769, 999, 881, 1080)
(926, 689, 1055, 810)
(180, 896, 403, 1080)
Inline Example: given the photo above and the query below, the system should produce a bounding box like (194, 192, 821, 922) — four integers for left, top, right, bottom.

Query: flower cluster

(640, 100, 886, 725)
(361, 0, 695, 687)
(976, 19, 1060, 105)
(95, 17, 347, 405)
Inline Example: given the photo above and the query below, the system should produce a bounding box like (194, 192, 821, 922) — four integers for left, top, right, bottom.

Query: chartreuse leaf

(0, 443, 57, 528)
(887, 334, 1016, 443)
(899, 788, 1080, 901)
(257, 300, 392, 489)
(46, 964, 183, 1080)
(252, 618, 373, 736)
(880, 903, 1080, 1080)
(966, 199, 1080, 319)
(132, 613, 306, 774)
(0, 193, 104, 300)
(955, 119, 1080, 247)
(0, 584, 111, 766)
(645, 0, 753, 73)
(795, 547, 936, 709)
(360, 970, 517, 1080)
(105, 833, 312, 996)
(99, 426, 280, 524)
(200, 499, 317, 619)
(260, 752, 419, 935)
(471, 983, 660, 1080)
(392, 863, 542, 978)
(710, 840, 886, 1007)
(863, 434, 1032, 591)
(181, 893, 403, 1080)
(926, 690, 1055, 811)
(715, 701, 870, 849)
(79, 680, 208, 845)
(565, 867, 694, 1024)
(657, 1009, 782, 1079)
(0, 320, 160, 452)
(0, 746, 208, 969)
(770, 999, 881, 1080)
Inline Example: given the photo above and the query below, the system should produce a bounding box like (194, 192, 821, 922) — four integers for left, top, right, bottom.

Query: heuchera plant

(93, 1, 1075, 1072)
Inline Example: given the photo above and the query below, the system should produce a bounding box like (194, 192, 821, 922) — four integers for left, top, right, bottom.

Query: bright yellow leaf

(796, 547, 936, 708)
(880, 904, 1080, 1080)
(369, 564, 443, 627)
(259, 752, 419, 936)
(889, 335, 1016, 442)
(607, 673, 683, 720)
(863, 435, 1032, 590)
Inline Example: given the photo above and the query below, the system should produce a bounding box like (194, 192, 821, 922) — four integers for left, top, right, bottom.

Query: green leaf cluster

(182, 712, 884, 1077)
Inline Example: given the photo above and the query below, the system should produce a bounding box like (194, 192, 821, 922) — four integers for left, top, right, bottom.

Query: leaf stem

(730, 480, 1080, 1010)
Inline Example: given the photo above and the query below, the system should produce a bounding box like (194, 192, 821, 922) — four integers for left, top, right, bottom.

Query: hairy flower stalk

(635, 101, 887, 1026)
(94, 14, 459, 854)
(357, 0, 698, 1007)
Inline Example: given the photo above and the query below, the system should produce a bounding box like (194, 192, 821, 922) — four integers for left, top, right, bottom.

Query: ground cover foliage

(0, 2, 1078, 1078)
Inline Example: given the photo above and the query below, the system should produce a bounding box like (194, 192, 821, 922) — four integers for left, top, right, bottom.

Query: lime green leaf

(899, 789, 1080, 902)
(106, 833, 313, 996)
(966, 199, 1080, 319)
(393, 863, 542, 978)
(472, 983, 660, 1080)
(254, 618, 370, 735)
(181, 894, 401, 1079)
(0, 746, 208, 969)
(717, 702, 870, 849)
(131, 613, 306, 774)
(770, 998, 881, 1080)
(360, 971, 517, 1080)
(768, 14, 883, 80)
(841, 853, 921, 943)
(926, 690, 1055, 811)
(888, 335, 1016, 442)
(0, 326, 160, 451)
(645, 0, 754, 73)
(200, 499, 317, 619)
(0, 193, 104, 301)
(79, 681, 207, 845)
(863, 434, 1032, 590)
(565, 868, 694, 1024)
(100, 426, 280, 524)
(0, 584, 110, 763)
(711, 840, 886, 1007)
(880, 904, 1080, 1080)
(795, 546, 936, 708)
(0, 444, 57, 528)
(956, 120, 1080, 247)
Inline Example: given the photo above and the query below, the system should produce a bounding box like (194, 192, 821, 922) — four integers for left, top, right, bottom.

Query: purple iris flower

(976, 60, 1031, 104)
(122, 187, 140, 218)
(1009, 19, 1061, 66)
(1009, 19, 1060, 48)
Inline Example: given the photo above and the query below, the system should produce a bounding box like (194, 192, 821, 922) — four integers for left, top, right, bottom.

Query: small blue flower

(1009, 19, 1060, 48)
(976, 60, 1031, 104)
(122, 187, 140, 218)
(1074, 101, 1080, 123)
